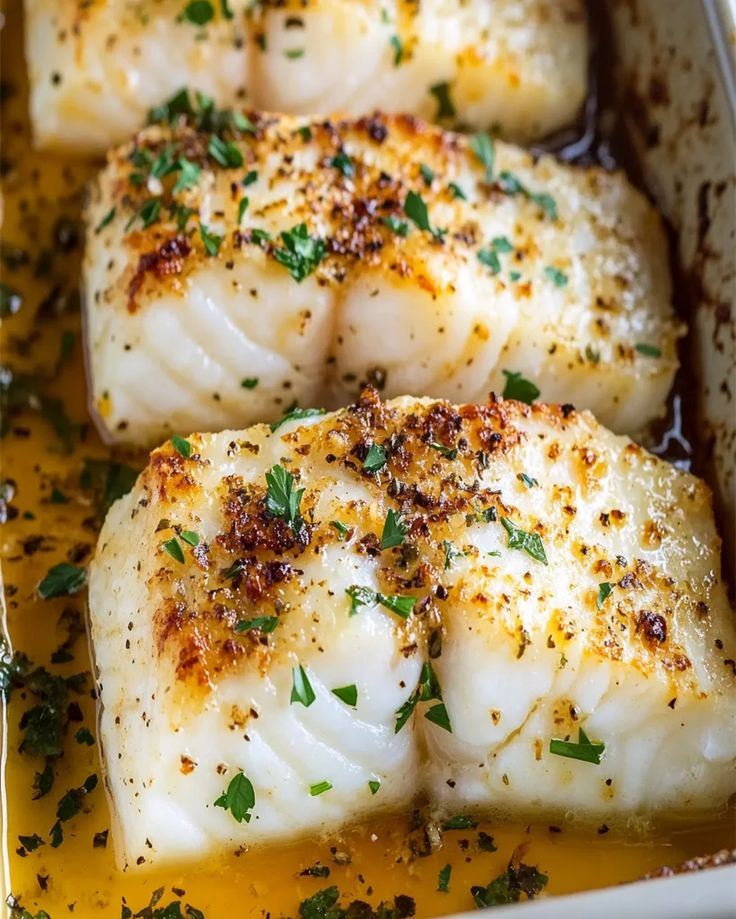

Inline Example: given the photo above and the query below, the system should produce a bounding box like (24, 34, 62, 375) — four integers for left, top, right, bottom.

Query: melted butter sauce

(1, 4, 733, 916)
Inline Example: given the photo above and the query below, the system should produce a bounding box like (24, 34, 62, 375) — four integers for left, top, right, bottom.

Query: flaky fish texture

(26, 0, 587, 153)
(84, 110, 680, 446)
(88, 391, 736, 870)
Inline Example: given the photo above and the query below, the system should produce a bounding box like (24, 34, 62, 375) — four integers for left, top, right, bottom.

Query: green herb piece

(517, 473, 538, 488)
(477, 831, 497, 851)
(394, 693, 419, 734)
(200, 223, 223, 257)
(442, 814, 477, 830)
(265, 463, 305, 533)
(471, 863, 548, 907)
(309, 781, 332, 797)
(80, 458, 139, 523)
(345, 585, 375, 616)
(133, 198, 161, 230)
(330, 520, 350, 538)
(232, 111, 256, 133)
(389, 34, 403, 65)
(380, 509, 406, 550)
(500, 517, 548, 565)
(297, 125, 312, 141)
(18, 833, 44, 852)
(49, 820, 64, 847)
(509, 270, 522, 282)
(241, 377, 259, 389)
(597, 582, 614, 608)
(208, 135, 244, 168)
(214, 772, 256, 823)
(37, 563, 86, 599)
(330, 151, 355, 178)
(448, 181, 466, 200)
(380, 214, 410, 237)
(171, 202, 196, 231)
(549, 726, 605, 765)
(544, 265, 568, 287)
(498, 169, 558, 220)
(171, 158, 200, 195)
(429, 441, 458, 460)
(469, 133, 495, 182)
(425, 701, 452, 732)
(75, 727, 94, 746)
(54, 774, 98, 836)
(362, 442, 387, 472)
(171, 434, 191, 458)
(220, 0, 234, 18)
(94, 207, 116, 234)
(478, 247, 501, 274)
(501, 369, 540, 404)
(379, 593, 416, 619)
(442, 540, 464, 570)
(285, 48, 305, 59)
(429, 80, 456, 119)
(180, 0, 214, 26)
(585, 344, 600, 364)
(301, 864, 330, 879)
(273, 222, 325, 282)
(162, 538, 185, 563)
(368, 779, 381, 795)
(237, 197, 249, 223)
(331, 684, 358, 707)
(438, 863, 452, 892)
(635, 342, 662, 357)
(180, 530, 200, 547)
(243, 170, 258, 186)
(291, 663, 316, 707)
(419, 163, 434, 185)
(235, 616, 278, 634)
(270, 405, 325, 432)
(404, 190, 443, 238)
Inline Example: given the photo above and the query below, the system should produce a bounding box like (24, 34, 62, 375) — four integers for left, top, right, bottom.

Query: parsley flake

(330, 151, 355, 178)
(448, 181, 466, 200)
(635, 342, 662, 358)
(241, 377, 259, 389)
(330, 520, 350, 539)
(214, 772, 256, 822)
(368, 779, 381, 795)
(162, 538, 185, 563)
(362, 442, 387, 472)
(501, 369, 540, 404)
(389, 34, 403, 65)
(549, 727, 605, 765)
(331, 684, 358, 706)
(75, 727, 94, 746)
(171, 434, 191, 458)
(544, 265, 568, 287)
(429, 441, 458, 460)
(380, 214, 410, 237)
(517, 473, 538, 488)
(265, 463, 305, 533)
(380, 508, 406, 550)
(94, 207, 116, 234)
(199, 223, 223, 257)
(500, 517, 548, 565)
(270, 405, 325, 431)
(309, 780, 332, 796)
(37, 563, 86, 599)
(235, 615, 278, 633)
(273, 223, 325, 282)
(597, 582, 614, 608)
(180, 0, 214, 26)
(291, 663, 316, 707)
(429, 80, 456, 119)
(437, 863, 452, 893)
(404, 190, 444, 238)
(469, 133, 495, 182)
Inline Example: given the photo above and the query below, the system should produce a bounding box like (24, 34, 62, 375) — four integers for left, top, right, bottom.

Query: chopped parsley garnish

(477, 831, 497, 851)
(331, 151, 355, 178)
(345, 586, 416, 620)
(544, 265, 568, 287)
(50, 774, 98, 848)
(301, 863, 331, 878)
(498, 170, 558, 220)
(199, 223, 223, 257)
(241, 377, 259, 389)
(597, 582, 614, 608)
(442, 814, 477, 830)
(331, 684, 358, 706)
(389, 34, 403, 65)
(214, 772, 256, 823)
(395, 661, 450, 733)
(80, 458, 139, 523)
(380, 214, 410, 237)
(237, 197, 249, 223)
(285, 48, 305, 59)
(330, 520, 350, 538)
(37, 563, 86, 599)
(419, 163, 434, 185)
(429, 80, 456, 119)
(235, 616, 278, 634)
(162, 538, 185, 563)
(501, 369, 540, 404)
(75, 727, 94, 746)
(492, 236, 513, 253)
(425, 701, 452, 731)
(94, 207, 116, 234)
(550, 727, 605, 765)
(362, 442, 387, 472)
(128, 198, 160, 231)
(517, 473, 538, 488)
(380, 509, 406, 550)
(635, 342, 662, 357)
(180, 530, 200, 547)
(437, 864, 452, 893)
(500, 517, 548, 565)
(273, 222, 325, 282)
(172, 157, 201, 194)
(290, 663, 316, 707)
(270, 405, 325, 431)
(448, 181, 466, 200)
(469, 133, 495, 182)
(429, 441, 458, 459)
(585, 344, 601, 364)
(309, 780, 333, 796)
(478, 247, 500, 274)
(243, 169, 258, 186)
(509, 270, 522, 282)
(368, 779, 381, 795)
(18, 833, 44, 853)
(180, 0, 214, 26)
(171, 434, 192, 458)
(404, 190, 444, 238)
(471, 862, 548, 907)
(265, 463, 305, 533)
(442, 540, 464, 570)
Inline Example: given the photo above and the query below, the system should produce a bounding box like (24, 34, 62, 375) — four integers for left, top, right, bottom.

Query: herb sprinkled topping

(549, 727, 605, 765)
(429, 80, 456, 120)
(290, 663, 316, 707)
(362, 442, 387, 473)
(500, 517, 548, 565)
(214, 772, 256, 823)
(469, 133, 495, 182)
(270, 406, 325, 432)
(265, 463, 305, 534)
(380, 508, 406, 550)
(37, 563, 86, 599)
(309, 780, 332, 796)
(501, 369, 540, 404)
(331, 684, 358, 706)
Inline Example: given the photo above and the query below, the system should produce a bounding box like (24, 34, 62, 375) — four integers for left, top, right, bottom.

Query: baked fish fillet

(26, 0, 587, 153)
(88, 391, 736, 870)
(84, 111, 679, 446)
